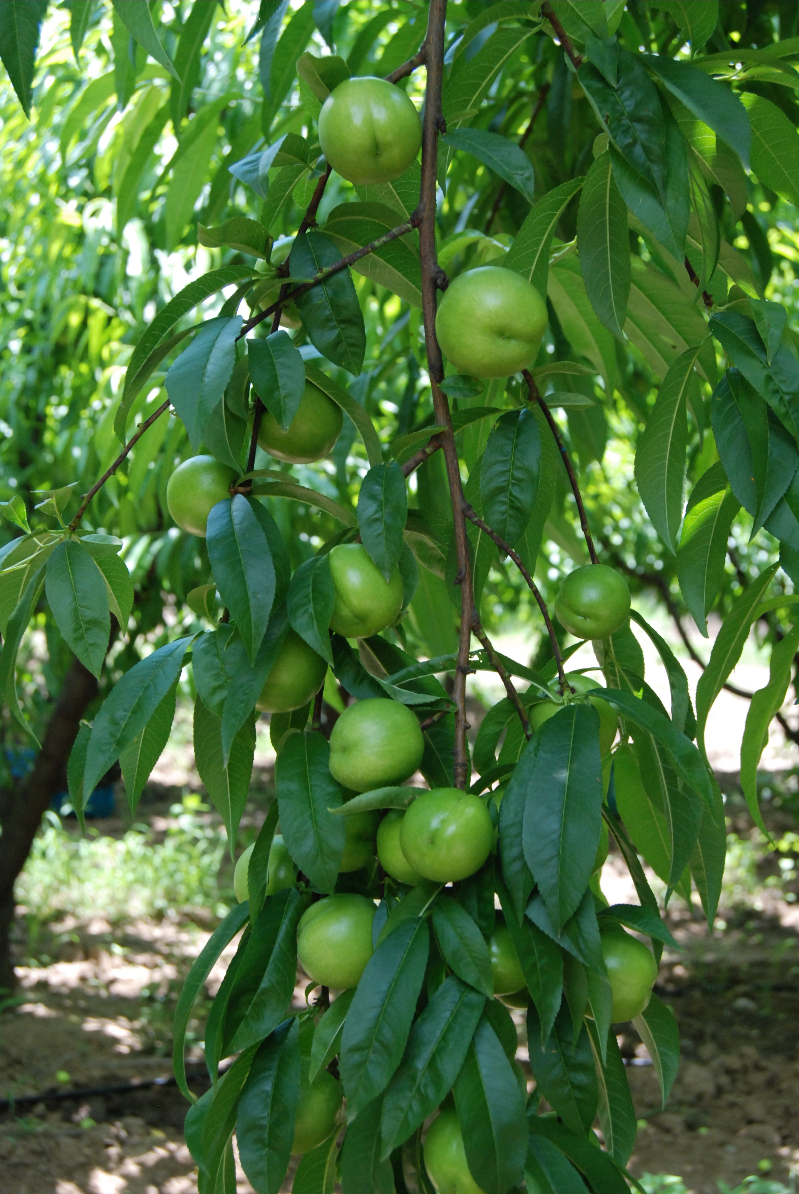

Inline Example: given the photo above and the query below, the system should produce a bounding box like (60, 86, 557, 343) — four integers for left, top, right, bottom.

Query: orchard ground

(2, 604, 799, 1194)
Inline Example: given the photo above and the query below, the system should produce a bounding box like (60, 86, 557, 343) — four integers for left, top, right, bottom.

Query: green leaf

(597, 904, 678, 948)
(170, 0, 216, 127)
(443, 24, 533, 129)
(711, 370, 799, 536)
(528, 1117, 630, 1194)
(340, 917, 429, 1117)
(0, 495, 29, 533)
(112, 0, 180, 80)
(497, 747, 535, 920)
(249, 331, 306, 432)
(480, 409, 540, 550)
(120, 266, 256, 437)
(93, 552, 135, 631)
(381, 976, 484, 1155)
(0, 2, 46, 118)
(45, 542, 110, 680)
(677, 463, 740, 636)
(287, 555, 335, 666)
(166, 316, 242, 450)
(503, 177, 584, 298)
(82, 637, 193, 804)
(453, 1016, 527, 1194)
(521, 705, 604, 931)
(246, 802, 279, 928)
(629, 728, 700, 893)
(595, 687, 714, 809)
(198, 217, 269, 259)
(632, 992, 680, 1108)
(63, 1, 96, 61)
(340, 1096, 394, 1194)
(643, 55, 749, 168)
(442, 128, 534, 202)
(290, 232, 365, 376)
(250, 478, 358, 526)
(304, 363, 382, 467)
(741, 624, 799, 836)
(612, 744, 673, 887)
(708, 312, 799, 437)
(309, 989, 355, 1083)
(741, 93, 799, 209)
(330, 786, 423, 815)
(527, 1004, 598, 1136)
(322, 202, 422, 310)
(585, 1021, 637, 1167)
(237, 1018, 300, 1194)
(194, 698, 256, 853)
(651, 1, 718, 49)
(293, 1132, 339, 1194)
(694, 563, 779, 754)
(496, 879, 563, 1044)
(264, 2, 316, 130)
(0, 563, 45, 744)
(625, 259, 714, 384)
(207, 496, 276, 664)
(577, 151, 629, 340)
(629, 611, 693, 735)
(225, 889, 303, 1055)
(690, 773, 727, 928)
(119, 680, 178, 815)
(526, 1135, 590, 1194)
(172, 902, 249, 1101)
(276, 730, 345, 894)
(203, 395, 247, 473)
(357, 462, 408, 582)
(634, 347, 702, 554)
(547, 259, 617, 392)
(431, 898, 494, 998)
(548, 0, 608, 40)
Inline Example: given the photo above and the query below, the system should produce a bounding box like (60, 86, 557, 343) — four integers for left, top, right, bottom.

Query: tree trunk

(0, 657, 97, 990)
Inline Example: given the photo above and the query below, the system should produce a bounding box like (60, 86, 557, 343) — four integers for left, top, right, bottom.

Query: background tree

(2, 0, 799, 1189)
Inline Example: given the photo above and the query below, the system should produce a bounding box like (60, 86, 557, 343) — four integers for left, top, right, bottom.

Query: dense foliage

(4, 1, 799, 1192)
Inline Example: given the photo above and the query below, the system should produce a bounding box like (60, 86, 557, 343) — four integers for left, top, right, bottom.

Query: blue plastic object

(5, 748, 116, 818)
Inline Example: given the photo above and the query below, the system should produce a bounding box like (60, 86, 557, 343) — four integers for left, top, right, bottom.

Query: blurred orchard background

(0, 1, 797, 1192)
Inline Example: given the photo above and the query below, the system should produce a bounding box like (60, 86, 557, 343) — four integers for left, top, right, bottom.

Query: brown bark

(0, 657, 98, 989)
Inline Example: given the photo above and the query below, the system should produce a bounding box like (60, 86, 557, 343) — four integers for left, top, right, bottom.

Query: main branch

(418, 0, 474, 788)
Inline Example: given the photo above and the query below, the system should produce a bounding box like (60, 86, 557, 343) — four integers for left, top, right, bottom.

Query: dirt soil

(1, 789, 798, 1194)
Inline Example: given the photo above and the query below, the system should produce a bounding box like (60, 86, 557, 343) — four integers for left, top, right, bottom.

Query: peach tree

(1, 1, 799, 1192)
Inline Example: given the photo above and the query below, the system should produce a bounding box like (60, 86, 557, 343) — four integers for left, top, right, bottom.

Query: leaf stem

(523, 369, 599, 565)
(400, 432, 444, 477)
(462, 502, 567, 692)
(418, 0, 474, 789)
(67, 399, 171, 532)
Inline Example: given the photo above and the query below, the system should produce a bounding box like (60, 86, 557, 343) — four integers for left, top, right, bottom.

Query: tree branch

(385, 40, 428, 84)
(470, 613, 532, 739)
(523, 369, 599, 565)
(541, 2, 583, 68)
(401, 432, 444, 477)
(238, 215, 421, 340)
(485, 85, 550, 235)
(462, 502, 568, 692)
(418, 0, 474, 788)
(68, 399, 171, 532)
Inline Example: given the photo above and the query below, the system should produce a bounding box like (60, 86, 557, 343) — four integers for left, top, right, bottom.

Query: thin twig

(471, 614, 532, 739)
(385, 40, 428, 84)
(401, 433, 444, 477)
(311, 686, 324, 732)
(68, 400, 171, 532)
(523, 369, 599, 564)
(420, 709, 448, 732)
(463, 502, 567, 692)
(485, 85, 550, 235)
(418, 0, 474, 789)
(238, 215, 421, 339)
(541, 2, 583, 67)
